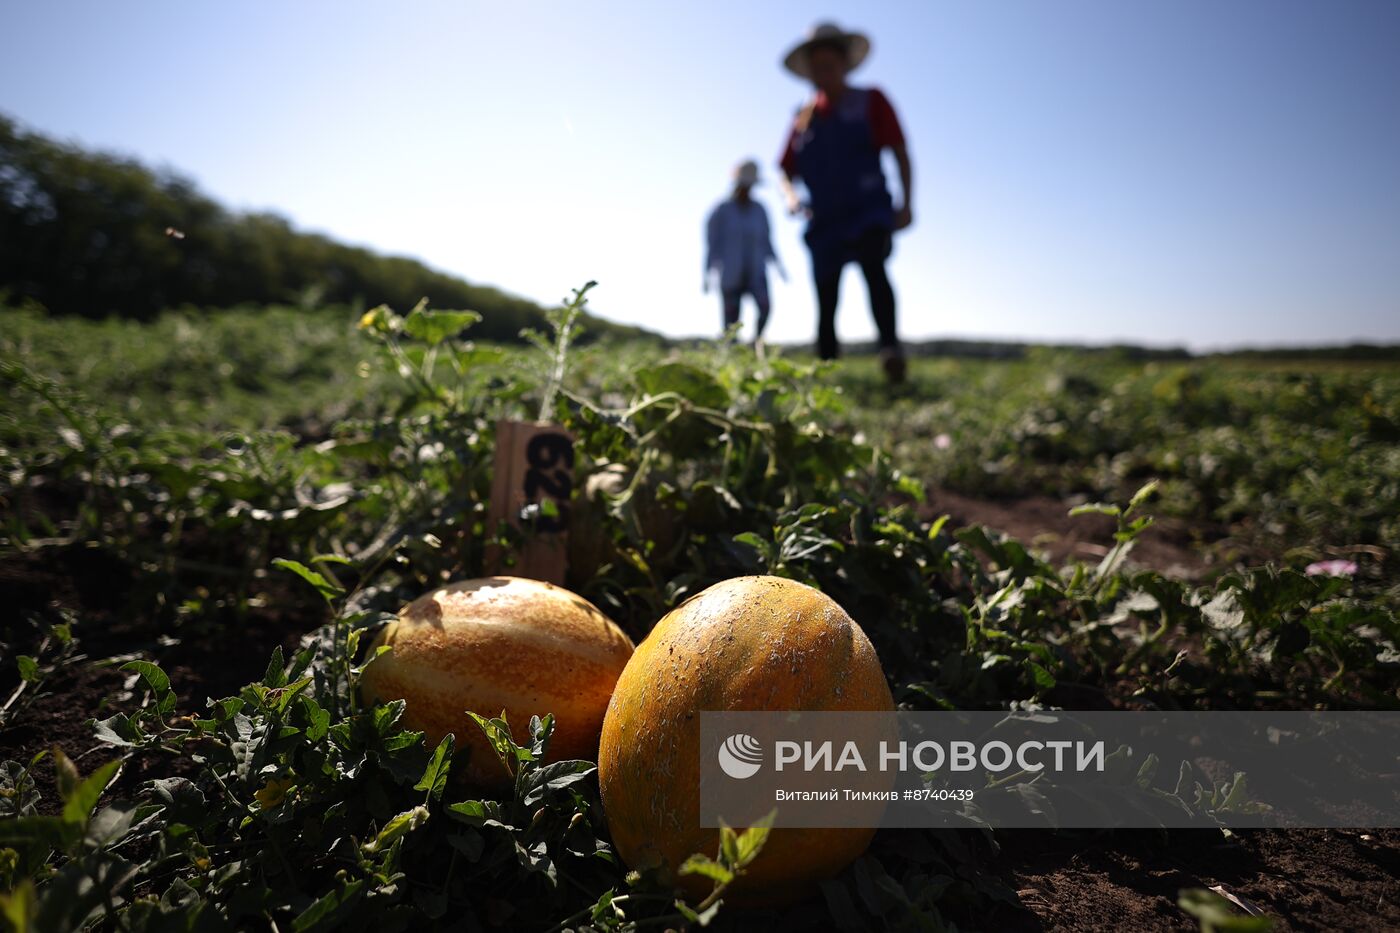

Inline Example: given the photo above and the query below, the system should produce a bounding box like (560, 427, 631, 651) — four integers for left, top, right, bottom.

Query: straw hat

(782, 21, 871, 80)
(732, 159, 761, 187)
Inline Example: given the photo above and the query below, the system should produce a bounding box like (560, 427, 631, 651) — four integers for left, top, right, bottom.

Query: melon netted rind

(360, 575, 635, 788)
(597, 575, 896, 907)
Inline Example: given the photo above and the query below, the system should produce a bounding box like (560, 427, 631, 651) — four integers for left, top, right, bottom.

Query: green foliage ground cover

(831, 351, 1400, 579)
(1, 298, 1397, 931)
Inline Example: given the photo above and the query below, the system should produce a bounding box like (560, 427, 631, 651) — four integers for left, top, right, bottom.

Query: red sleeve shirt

(779, 86, 906, 179)
(779, 123, 800, 180)
(867, 87, 906, 150)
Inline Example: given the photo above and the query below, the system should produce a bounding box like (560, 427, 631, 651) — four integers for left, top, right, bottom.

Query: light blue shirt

(705, 198, 779, 299)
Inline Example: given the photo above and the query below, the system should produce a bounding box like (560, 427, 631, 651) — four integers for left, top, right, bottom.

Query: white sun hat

(733, 159, 761, 187)
(782, 21, 872, 80)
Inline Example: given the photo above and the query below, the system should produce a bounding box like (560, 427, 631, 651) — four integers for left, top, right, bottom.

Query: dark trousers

(813, 227, 898, 360)
(722, 290, 771, 339)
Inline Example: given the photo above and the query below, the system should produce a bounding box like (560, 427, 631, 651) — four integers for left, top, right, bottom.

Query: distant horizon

(12, 114, 1397, 356)
(3, 1, 1398, 351)
(6, 106, 1397, 358)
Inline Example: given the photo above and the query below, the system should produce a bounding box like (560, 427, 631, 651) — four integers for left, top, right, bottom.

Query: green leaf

(402, 307, 481, 346)
(1178, 888, 1273, 932)
(445, 800, 489, 825)
(894, 473, 926, 502)
(1025, 660, 1057, 693)
(718, 824, 739, 868)
(465, 711, 525, 774)
(1201, 591, 1246, 633)
(293, 880, 366, 933)
(1174, 760, 1195, 798)
(271, 558, 345, 603)
(15, 656, 38, 682)
(274, 677, 313, 715)
(53, 749, 80, 802)
(0, 762, 41, 820)
(520, 760, 594, 807)
(0, 814, 74, 851)
(0, 879, 37, 932)
(1218, 773, 1251, 812)
(361, 805, 430, 855)
(732, 532, 768, 552)
(1127, 480, 1161, 513)
(414, 735, 454, 801)
(299, 696, 330, 742)
(678, 854, 734, 886)
(590, 889, 617, 924)
(262, 646, 287, 688)
(121, 660, 176, 715)
(445, 800, 512, 831)
(1136, 753, 1161, 788)
(149, 778, 206, 825)
(346, 627, 367, 665)
(528, 713, 555, 760)
(84, 801, 144, 848)
(634, 361, 729, 408)
(61, 759, 121, 827)
(120, 659, 170, 696)
(1096, 539, 1136, 581)
(734, 811, 775, 868)
(90, 713, 143, 748)
(455, 346, 507, 368)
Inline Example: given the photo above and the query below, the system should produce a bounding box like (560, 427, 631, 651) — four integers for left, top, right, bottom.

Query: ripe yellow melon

(359, 576, 634, 788)
(597, 575, 895, 906)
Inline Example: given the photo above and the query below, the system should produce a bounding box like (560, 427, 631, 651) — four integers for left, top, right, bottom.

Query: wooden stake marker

(485, 419, 573, 585)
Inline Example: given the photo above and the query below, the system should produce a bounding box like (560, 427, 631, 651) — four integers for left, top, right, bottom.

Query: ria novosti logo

(716, 733, 1109, 778)
(717, 733, 763, 779)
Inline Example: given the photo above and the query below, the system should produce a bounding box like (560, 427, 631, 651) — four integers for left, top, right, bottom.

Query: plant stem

(537, 284, 593, 423)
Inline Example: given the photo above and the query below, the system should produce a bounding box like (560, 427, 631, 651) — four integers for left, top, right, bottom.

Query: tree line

(0, 113, 642, 342)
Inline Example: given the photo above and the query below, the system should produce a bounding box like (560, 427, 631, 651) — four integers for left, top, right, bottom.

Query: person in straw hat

(704, 158, 786, 343)
(777, 21, 913, 383)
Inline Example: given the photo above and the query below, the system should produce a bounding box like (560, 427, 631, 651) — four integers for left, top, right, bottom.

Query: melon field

(2, 299, 1398, 931)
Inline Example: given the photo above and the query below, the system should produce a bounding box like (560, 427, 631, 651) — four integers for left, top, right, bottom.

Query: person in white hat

(703, 158, 786, 342)
(777, 21, 913, 384)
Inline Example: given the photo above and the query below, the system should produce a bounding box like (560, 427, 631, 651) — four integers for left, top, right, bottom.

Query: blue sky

(3, 0, 1398, 349)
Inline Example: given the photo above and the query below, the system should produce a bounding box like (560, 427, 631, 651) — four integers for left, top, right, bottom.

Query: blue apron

(792, 87, 895, 279)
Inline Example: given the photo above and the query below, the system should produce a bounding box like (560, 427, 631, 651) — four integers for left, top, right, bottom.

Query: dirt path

(990, 826, 1400, 931)
(923, 488, 1217, 579)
